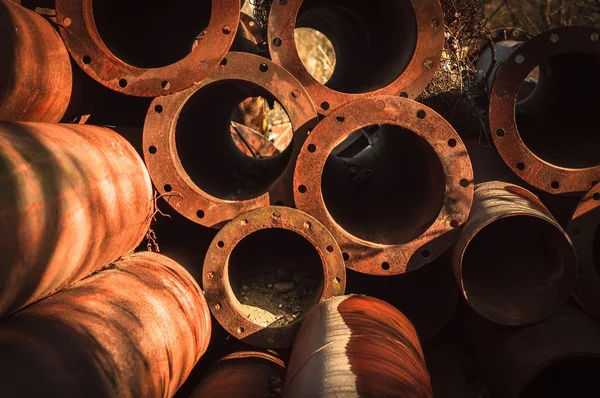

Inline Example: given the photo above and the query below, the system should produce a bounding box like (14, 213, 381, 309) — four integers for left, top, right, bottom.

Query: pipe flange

(143, 52, 317, 227)
(203, 206, 346, 348)
(55, 0, 239, 97)
(490, 26, 600, 194)
(293, 96, 474, 275)
(267, 0, 444, 114)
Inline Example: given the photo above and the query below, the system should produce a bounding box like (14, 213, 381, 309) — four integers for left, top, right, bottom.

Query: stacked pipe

(2, 0, 600, 396)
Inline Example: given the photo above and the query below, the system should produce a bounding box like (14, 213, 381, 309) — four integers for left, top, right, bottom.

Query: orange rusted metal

(54, 0, 239, 97)
(452, 181, 577, 326)
(284, 295, 433, 397)
(0, 252, 211, 397)
(143, 52, 318, 228)
(293, 96, 474, 275)
(190, 351, 286, 398)
(0, 122, 153, 316)
(268, 0, 444, 114)
(203, 206, 346, 348)
(0, 0, 72, 122)
(489, 26, 600, 194)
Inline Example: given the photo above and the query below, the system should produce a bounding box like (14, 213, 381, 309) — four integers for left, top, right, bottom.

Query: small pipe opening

(295, 0, 417, 93)
(321, 124, 446, 244)
(521, 357, 600, 398)
(176, 80, 293, 201)
(516, 52, 600, 168)
(92, 0, 211, 68)
(228, 228, 324, 327)
(462, 216, 575, 322)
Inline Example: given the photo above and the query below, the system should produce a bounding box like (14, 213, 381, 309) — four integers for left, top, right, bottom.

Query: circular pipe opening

(295, 27, 336, 84)
(92, 0, 211, 68)
(462, 216, 575, 322)
(176, 80, 293, 201)
(321, 124, 446, 244)
(516, 52, 600, 168)
(522, 357, 600, 398)
(228, 228, 324, 327)
(294, 0, 417, 93)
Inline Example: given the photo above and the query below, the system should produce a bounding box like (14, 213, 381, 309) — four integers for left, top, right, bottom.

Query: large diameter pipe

(293, 96, 474, 275)
(0, 122, 153, 316)
(203, 206, 346, 348)
(488, 26, 600, 193)
(190, 351, 286, 398)
(283, 295, 433, 398)
(0, 252, 211, 398)
(0, 0, 72, 122)
(451, 181, 577, 326)
(268, 0, 444, 114)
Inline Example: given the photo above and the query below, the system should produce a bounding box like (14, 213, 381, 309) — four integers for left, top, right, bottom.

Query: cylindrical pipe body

(452, 181, 577, 325)
(0, 0, 72, 122)
(283, 295, 433, 397)
(0, 252, 211, 398)
(190, 351, 286, 398)
(0, 122, 153, 316)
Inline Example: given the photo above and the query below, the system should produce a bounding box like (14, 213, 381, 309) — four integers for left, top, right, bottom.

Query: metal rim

(55, 0, 240, 97)
(293, 96, 474, 275)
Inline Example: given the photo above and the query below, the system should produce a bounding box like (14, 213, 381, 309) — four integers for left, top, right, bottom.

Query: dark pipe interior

(516, 52, 600, 168)
(296, 0, 417, 93)
(176, 80, 293, 201)
(228, 228, 324, 327)
(92, 0, 211, 68)
(462, 216, 574, 322)
(521, 357, 600, 398)
(593, 221, 600, 280)
(322, 124, 446, 245)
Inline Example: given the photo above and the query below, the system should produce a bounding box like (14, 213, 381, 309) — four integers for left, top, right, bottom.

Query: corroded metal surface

(567, 183, 600, 319)
(452, 181, 577, 326)
(203, 206, 346, 348)
(293, 96, 474, 275)
(0, 0, 72, 122)
(144, 52, 318, 228)
(0, 252, 211, 398)
(0, 122, 153, 316)
(54, 0, 240, 97)
(190, 351, 285, 398)
(489, 26, 600, 193)
(283, 295, 433, 398)
(268, 0, 444, 114)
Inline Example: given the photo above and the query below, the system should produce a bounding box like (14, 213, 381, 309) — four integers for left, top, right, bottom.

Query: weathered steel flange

(267, 0, 444, 114)
(0, 0, 72, 122)
(489, 26, 600, 194)
(0, 252, 211, 397)
(143, 52, 317, 228)
(283, 295, 433, 398)
(293, 96, 474, 275)
(452, 181, 577, 326)
(0, 122, 153, 316)
(203, 206, 346, 348)
(54, 0, 239, 97)
(567, 183, 600, 319)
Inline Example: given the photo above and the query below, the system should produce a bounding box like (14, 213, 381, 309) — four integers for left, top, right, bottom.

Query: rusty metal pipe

(190, 351, 286, 398)
(0, 122, 153, 316)
(451, 181, 577, 326)
(283, 295, 433, 398)
(143, 52, 317, 228)
(268, 0, 444, 114)
(488, 26, 600, 193)
(0, 252, 211, 398)
(55, 0, 240, 97)
(0, 0, 72, 122)
(203, 206, 346, 348)
(294, 96, 474, 275)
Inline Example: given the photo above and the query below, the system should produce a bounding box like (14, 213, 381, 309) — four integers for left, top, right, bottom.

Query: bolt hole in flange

(175, 80, 293, 201)
(293, 0, 417, 93)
